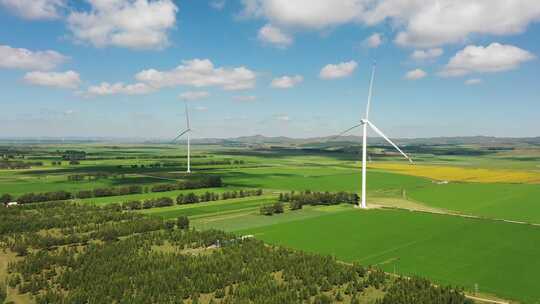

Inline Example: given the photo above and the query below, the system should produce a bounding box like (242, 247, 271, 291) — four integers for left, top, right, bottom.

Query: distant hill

(191, 135, 540, 147)
(1, 135, 539, 147)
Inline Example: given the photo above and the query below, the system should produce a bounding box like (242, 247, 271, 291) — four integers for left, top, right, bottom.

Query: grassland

(231, 208, 540, 303)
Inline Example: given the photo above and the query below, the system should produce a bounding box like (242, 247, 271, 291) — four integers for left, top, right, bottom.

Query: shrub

(273, 202, 284, 214)
(177, 216, 189, 230)
(260, 204, 275, 216)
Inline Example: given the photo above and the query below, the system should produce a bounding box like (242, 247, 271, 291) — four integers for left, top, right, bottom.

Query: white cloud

(0, 0, 65, 20)
(240, 0, 363, 29)
(258, 23, 293, 48)
(274, 114, 290, 122)
(240, 0, 540, 47)
(67, 0, 178, 49)
(0, 45, 68, 70)
(210, 0, 226, 10)
(271, 75, 303, 88)
(135, 59, 256, 91)
(404, 68, 427, 80)
(390, 1, 540, 47)
(179, 91, 210, 101)
(86, 82, 155, 96)
(23, 70, 81, 89)
(440, 43, 535, 77)
(195, 106, 208, 111)
(233, 95, 257, 102)
(365, 33, 383, 48)
(411, 48, 443, 60)
(465, 78, 482, 85)
(319, 60, 357, 79)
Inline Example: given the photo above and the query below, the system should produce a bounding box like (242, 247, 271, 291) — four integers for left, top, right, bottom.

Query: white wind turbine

(171, 102, 192, 173)
(336, 64, 413, 209)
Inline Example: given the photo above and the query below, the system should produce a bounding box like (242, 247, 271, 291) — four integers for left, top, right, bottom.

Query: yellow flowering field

(371, 163, 540, 184)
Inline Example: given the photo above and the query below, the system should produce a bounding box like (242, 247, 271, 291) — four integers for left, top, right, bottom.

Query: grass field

(408, 182, 540, 223)
(140, 195, 276, 219)
(232, 208, 540, 303)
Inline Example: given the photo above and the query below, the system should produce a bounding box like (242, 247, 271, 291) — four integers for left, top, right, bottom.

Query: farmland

(1, 141, 539, 303)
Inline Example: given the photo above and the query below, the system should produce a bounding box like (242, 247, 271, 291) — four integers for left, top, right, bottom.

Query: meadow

(233, 208, 540, 303)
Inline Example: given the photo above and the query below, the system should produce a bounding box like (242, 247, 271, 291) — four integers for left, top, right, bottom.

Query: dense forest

(0, 201, 473, 303)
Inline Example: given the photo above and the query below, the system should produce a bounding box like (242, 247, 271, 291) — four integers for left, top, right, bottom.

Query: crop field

(232, 208, 540, 303)
(1, 142, 540, 303)
(370, 163, 540, 184)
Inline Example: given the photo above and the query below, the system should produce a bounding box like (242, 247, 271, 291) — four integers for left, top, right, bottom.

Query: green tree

(177, 216, 190, 230)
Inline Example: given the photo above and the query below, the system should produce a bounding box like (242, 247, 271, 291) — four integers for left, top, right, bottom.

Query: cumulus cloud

(179, 91, 210, 101)
(411, 48, 443, 60)
(67, 0, 178, 49)
(23, 70, 81, 89)
(319, 60, 357, 79)
(0, 45, 68, 71)
(271, 75, 303, 88)
(233, 95, 257, 102)
(240, 0, 540, 47)
(135, 59, 256, 91)
(440, 43, 535, 77)
(404, 68, 427, 80)
(390, 1, 540, 47)
(0, 0, 65, 20)
(258, 23, 293, 48)
(465, 78, 482, 85)
(364, 33, 383, 48)
(240, 0, 363, 29)
(86, 82, 155, 96)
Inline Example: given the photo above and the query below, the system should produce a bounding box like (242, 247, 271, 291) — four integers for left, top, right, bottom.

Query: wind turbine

(171, 102, 192, 173)
(336, 63, 413, 209)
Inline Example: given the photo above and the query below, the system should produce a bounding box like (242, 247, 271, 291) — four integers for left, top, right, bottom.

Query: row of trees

(260, 202, 284, 216)
(118, 159, 246, 169)
(1, 176, 224, 205)
(119, 189, 263, 211)
(279, 190, 359, 206)
(0, 160, 43, 169)
(177, 189, 263, 205)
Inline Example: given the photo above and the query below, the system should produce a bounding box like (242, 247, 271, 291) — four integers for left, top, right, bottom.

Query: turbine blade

(171, 129, 190, 144)
(365, 63, 376, 120)
(367, 120, 413, 163)
(328, 123, 363, 141)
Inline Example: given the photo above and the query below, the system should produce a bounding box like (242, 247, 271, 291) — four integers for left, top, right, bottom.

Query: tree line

(118, 189, 263, 211)
(0, 160, 43, 169)
(279, 190, 359, 209)
(1, 176, 223, 205)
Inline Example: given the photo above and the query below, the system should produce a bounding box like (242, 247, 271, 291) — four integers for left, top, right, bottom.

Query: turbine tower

(171, 102, 192, 173)
(336, 64, 413, 209)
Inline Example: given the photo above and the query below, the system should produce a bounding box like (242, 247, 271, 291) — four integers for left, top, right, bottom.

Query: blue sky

(0, 0, 539, 139)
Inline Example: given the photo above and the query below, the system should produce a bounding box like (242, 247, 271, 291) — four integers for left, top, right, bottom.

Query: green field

(409, 182, 540, 223)
(232, 208, 540, 303)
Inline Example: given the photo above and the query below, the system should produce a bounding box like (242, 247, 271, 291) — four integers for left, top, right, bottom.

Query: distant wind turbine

(171, 102, 192, 173)
(336, 63, 413, 209)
